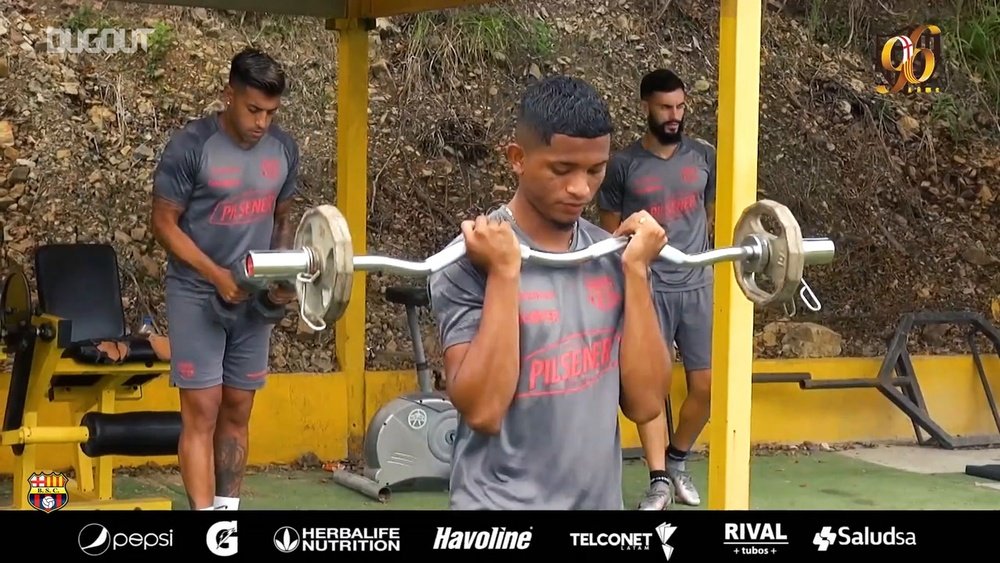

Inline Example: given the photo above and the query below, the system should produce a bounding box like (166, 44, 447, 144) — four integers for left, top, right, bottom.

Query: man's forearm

(153, 221, 222, 283)
(449, 272, 521, 433)
(619, 262, 669, 423)
(271, 210, 295, 249)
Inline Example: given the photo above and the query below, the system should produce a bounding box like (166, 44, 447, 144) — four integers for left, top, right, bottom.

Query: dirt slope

(1, 0, 998, 374)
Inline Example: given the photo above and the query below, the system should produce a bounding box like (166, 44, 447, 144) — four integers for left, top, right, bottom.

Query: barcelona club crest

(27, 471, 69, 513)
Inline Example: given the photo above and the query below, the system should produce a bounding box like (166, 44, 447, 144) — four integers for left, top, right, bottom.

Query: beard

(647, 114, 684, 145)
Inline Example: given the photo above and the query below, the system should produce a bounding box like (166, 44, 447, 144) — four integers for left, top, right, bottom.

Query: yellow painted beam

(332, 17, 372, 459)
(116, 0, 502, 18)
(361, 0, 500, 17)
(708, 0, 762, 510)
(117, 0, 349, 17)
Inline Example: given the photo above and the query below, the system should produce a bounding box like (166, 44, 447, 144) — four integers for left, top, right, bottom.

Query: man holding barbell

(428, 75, 671, 510)
(598, 69, 717, 510)
(150, 47, 299, 510)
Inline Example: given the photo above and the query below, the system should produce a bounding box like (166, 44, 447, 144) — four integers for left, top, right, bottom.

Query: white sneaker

(637, 480, 674, 510)
(669, 469, 701, 506)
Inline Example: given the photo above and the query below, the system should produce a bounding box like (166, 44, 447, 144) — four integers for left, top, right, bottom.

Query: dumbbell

(210, 258, 293, 326)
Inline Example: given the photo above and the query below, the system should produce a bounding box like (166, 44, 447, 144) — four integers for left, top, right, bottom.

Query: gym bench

(1, 244, 177, 510)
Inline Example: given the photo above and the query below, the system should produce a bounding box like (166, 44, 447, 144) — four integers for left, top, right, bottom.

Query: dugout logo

(432, 526, 533, 550)
(812, 525, 917, 551)
(270, 526, 401, 553)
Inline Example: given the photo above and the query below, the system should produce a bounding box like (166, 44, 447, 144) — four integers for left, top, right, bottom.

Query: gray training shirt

(597, 135, 716, 292)
(429, 209, 628, 510)
(152, 113, 299, 294)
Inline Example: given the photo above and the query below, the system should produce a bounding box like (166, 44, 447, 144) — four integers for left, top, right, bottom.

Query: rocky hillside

(1, 0, 998, 374)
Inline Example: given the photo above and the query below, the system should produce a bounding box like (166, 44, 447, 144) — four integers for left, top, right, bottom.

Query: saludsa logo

(78, 523, 173, 556)
(813, 525, 916, 551)
(433, 526, 533, 550)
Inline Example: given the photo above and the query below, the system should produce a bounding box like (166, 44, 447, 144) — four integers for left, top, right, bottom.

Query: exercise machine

(1, 243, 177, 510)
(360, 284, 456, 492)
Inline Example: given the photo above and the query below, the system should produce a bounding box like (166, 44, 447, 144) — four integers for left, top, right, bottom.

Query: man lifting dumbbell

(427, 75, 672, 510)
(150, 47, 298, 511)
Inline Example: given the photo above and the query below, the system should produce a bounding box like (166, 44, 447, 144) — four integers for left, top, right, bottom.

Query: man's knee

(687, 369, 711, 404)
(218, 387, 255, 429)
(179, 387, 223, 434)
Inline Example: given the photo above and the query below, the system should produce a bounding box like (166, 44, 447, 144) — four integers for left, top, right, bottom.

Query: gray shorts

(653, 284, 713, 372)
(165, 290, 274, 391)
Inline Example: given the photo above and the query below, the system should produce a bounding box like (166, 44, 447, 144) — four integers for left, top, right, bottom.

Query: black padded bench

(36, 244, 162, 387)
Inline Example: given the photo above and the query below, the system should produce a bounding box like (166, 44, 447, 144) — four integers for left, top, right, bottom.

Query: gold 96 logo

(875, 24, 942, 94)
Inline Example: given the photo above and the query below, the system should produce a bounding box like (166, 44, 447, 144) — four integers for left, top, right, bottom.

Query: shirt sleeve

(152, 130, 201, 207)
(428, 249, 486, 351)
(696, 138, 717, 205)
(597, 151, 629, 213)
(278, 135, 300, 203)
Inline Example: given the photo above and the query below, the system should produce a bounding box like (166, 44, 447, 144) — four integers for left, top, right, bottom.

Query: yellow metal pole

(707, 0, 761, 510)
(331, 17, 371, 458)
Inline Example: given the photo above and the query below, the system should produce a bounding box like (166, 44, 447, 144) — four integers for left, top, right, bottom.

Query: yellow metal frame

(0, 314, 173, 510)
(707, 0, 762, 510)
(329, 16, 373, 458)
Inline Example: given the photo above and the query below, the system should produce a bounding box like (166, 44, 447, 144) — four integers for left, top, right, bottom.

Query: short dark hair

(229, 47, 287, 96)
(640, 69, 685, 100)
(516, 75, 613, 145)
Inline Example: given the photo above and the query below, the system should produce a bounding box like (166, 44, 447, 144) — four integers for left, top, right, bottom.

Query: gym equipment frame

(2, 244, 178, 510)
(786, 311, 1000, 450)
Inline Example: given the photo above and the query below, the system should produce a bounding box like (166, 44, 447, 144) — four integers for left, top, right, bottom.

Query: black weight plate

(1, 269, 31, 344)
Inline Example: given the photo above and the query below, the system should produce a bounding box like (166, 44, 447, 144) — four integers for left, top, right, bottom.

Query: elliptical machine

(361, 284, 456, 492)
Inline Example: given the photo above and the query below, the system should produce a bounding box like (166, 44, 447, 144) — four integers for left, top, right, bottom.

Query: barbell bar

(237, 200, 836, 332)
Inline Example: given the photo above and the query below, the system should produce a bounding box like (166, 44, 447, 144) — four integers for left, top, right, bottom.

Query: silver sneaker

(637, 479, 674, 510)
(669, 470, 701, 506)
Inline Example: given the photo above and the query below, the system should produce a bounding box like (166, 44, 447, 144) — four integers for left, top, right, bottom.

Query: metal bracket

(797, 311, 1000, 449)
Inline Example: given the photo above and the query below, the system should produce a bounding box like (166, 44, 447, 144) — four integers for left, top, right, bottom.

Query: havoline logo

(433, 527, 533, 550)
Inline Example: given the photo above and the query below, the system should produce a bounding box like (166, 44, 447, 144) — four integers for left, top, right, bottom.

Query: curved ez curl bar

(216, 199, 835, 332)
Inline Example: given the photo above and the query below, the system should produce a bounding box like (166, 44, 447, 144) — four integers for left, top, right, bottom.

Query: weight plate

(732, 200, 805, 306)
(294, 205, 354, 328)
(1, 268, 31, 348)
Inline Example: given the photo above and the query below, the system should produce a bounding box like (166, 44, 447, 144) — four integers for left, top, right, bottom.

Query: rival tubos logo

(433, 527, 533, 550)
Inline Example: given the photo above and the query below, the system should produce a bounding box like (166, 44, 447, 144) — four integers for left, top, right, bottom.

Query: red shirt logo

(260, 159, 281, 179)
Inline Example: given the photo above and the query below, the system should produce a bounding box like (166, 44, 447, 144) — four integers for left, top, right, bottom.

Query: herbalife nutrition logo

(274, 527, 300, 553)
(45, 27, 155, 55)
